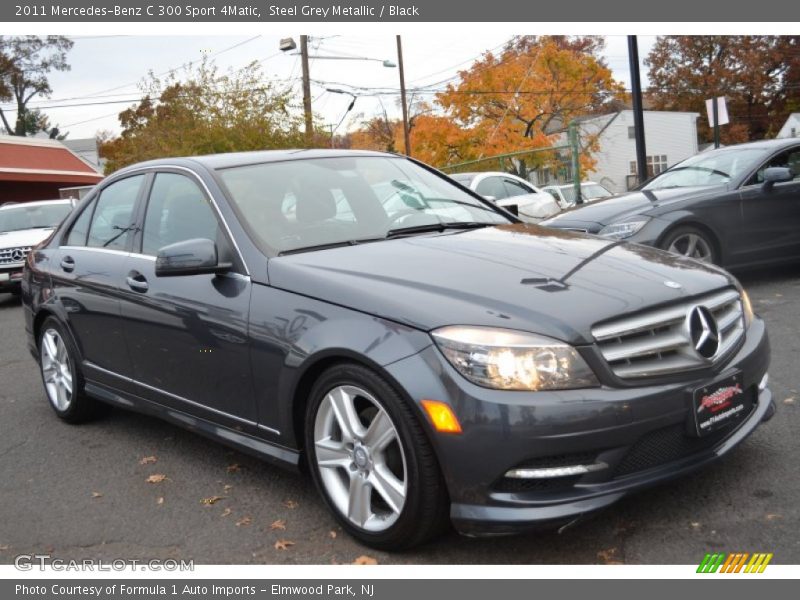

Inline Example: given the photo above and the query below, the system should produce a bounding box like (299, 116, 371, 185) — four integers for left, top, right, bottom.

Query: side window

(503, 178, 534, 197)
(64, 202, 94, 246)
(87, 175, 144, 250)
(747, 148, 800, 186)
(141, 173, 221, 256)
(475, 177, 508, 199)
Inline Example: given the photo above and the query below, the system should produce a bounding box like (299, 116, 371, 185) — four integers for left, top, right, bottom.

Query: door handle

(126, 272, 149, 293)
(60, 256, 75, 272)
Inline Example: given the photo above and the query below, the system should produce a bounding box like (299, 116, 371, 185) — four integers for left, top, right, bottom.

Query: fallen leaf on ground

(766, 513, 783, 521)
(226, 464, 241, 473)
(145, 474, 168, 484)
(91, 491, 103, 499)
(0, 545, 9, 551)
(597, 548, 621, 564)
(201, 496, 226, 506)
(235, 516, 252, 527)
(283, 499, 298, 509)
(274, 539, 295, 551)
(223, 484, 233, 493)
(352, 555, 378, 565)
(156, 497, 164, 505)
(220, 508, 232, 518)
(139, 456, 157, 465)
(270, 519, 286, 530)
(691, 522, 701, 528)
(329, 530, 337, 539)
(784, 397, 795, 405)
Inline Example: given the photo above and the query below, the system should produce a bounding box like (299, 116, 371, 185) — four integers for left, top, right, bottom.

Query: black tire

(305, 363, 449, 550)
(659, 225, 719, 265)
(38, 316, 103, 423)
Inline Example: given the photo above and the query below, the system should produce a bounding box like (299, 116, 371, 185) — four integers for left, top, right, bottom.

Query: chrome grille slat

(0, 246, 32, 266)
(592, 288, 745, 379)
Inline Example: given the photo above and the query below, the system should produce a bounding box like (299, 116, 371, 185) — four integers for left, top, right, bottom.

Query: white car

(541, 181, 613, 209)
(450, 171, 562, 222)
(0, 199, 76, 295)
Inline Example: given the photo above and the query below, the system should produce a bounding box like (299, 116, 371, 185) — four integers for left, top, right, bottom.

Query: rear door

(118, 169, 257, 427)
(738, 145, 800, 265)
(52, 174, 146, 391)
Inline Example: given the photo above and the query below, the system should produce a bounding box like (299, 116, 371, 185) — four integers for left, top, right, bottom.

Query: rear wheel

(305, 363, 449, 550)
(38, 317, 102, 423)
(660, 226, 718, 264)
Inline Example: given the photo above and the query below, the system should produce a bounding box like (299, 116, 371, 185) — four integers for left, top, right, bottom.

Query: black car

(22, 150, 774, 550)
(541, 139, 800, 268)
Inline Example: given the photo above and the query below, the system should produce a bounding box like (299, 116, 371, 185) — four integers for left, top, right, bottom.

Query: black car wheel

(305, 363, 449, 550)
(660, 226, 718, 264)
(38, 317, 102, 423)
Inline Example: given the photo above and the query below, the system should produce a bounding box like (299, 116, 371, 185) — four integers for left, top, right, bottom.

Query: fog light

(758, 373, 769, 391)
(505, 462, 608, 479)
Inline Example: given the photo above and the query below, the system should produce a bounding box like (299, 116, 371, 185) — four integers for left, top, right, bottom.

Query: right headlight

(598, 216, 650, 239)
(431, 326, 599, 391)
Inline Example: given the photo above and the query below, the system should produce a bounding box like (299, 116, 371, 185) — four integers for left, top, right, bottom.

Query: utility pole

(712, 97, 721, 149)
(396, 35, 411, 157)
(568, 121, 582, 204)
(300, 35, 313, 147)
(628, 35, 648, 187)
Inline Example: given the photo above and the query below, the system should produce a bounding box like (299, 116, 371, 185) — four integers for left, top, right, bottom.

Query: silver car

(450, 171, 561, 222)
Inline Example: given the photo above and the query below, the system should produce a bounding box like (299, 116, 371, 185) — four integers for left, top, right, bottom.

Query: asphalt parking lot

(0, 265, 798, 565)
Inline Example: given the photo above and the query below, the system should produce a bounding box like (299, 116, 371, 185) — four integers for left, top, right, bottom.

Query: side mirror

(763, 167, 793, 190)
(155, 238, 231, 277)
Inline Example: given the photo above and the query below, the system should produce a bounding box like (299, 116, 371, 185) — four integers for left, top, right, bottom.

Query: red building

(0, 135, 104, 203)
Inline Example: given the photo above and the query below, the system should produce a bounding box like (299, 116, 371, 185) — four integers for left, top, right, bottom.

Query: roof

(0, 136, 104, 184)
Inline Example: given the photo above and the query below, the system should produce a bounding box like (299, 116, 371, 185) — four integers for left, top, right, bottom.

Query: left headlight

(431, 326, 599, 391)
(598, 216, 650, 239)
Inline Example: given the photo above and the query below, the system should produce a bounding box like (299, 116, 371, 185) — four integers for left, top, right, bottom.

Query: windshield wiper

(278, 237, 384, 256)
(385, 221, 493, 238)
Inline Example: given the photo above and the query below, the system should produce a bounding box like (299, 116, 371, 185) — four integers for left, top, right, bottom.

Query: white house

(532, 110, 700, 194)
(776, 113, 800, 139)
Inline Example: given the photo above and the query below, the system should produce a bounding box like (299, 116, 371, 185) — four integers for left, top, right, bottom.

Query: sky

(2, 34, 656, 141)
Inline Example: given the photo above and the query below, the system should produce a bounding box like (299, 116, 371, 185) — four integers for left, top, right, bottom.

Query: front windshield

(0, 203, 72, 233)
(218, 156, 510, 254)
(643, 148, 767, 190)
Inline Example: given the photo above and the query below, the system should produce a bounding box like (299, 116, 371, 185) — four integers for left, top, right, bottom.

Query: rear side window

(141, 173, 221, 256)
(65, 203, 94, 246)
(475, 177, 508, 199)
(87, 175, 144, 250)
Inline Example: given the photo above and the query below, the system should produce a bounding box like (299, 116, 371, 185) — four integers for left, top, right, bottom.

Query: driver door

(738, 146, 800, 265)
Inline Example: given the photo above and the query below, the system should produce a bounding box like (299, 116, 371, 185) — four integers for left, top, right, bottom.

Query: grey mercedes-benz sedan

(21, 150, 774, 549)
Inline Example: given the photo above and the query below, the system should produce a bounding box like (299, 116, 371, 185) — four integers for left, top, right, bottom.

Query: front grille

(614, 391, 755, 477)
(592, 288, 745, 379)
(0, 246, 32, 266)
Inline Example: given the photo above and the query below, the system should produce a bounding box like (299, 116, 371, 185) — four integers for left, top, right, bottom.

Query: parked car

(449, 171, 561, 222)
(542, 181, 613, 208)
(0, 199, 75, 295)
(23, 150, 773, 550)
(541, 139, 800, 268)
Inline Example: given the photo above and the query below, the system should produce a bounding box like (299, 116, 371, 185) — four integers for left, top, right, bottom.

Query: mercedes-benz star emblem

(10, 248, 25, 262)
(687, 306, 720, 359)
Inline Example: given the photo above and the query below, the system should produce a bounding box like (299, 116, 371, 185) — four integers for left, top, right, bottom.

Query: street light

(279, 36, 397, 147)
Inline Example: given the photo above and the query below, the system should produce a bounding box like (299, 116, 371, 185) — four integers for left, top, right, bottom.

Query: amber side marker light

(420, 399, 462, 434)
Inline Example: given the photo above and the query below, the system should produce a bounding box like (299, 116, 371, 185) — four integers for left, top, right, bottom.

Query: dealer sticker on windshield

(692, 372, 748, 436)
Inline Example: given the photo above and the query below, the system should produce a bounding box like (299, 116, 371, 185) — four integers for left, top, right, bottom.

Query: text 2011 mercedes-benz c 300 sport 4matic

(21, 150, 774, 550)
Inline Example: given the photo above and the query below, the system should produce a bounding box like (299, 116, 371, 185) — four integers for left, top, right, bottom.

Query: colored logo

(697, 552, 773, 573)
(697, 383, 743, 414)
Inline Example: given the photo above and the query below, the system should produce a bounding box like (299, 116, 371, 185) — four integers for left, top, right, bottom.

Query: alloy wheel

(667, 232, 713, 262)
(313, 385, 408, 532)
(41, 328, 73, 411)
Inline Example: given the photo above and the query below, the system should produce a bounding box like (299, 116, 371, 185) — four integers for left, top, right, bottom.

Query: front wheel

(305, 363, 449, 550)
(660, 226, 719, 264)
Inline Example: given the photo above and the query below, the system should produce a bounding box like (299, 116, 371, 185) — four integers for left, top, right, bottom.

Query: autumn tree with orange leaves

(351, 36, 624, 176)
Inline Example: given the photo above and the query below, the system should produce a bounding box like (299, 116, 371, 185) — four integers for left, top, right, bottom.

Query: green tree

(0, 36, 73, 136)
(99, 59, 306, 172)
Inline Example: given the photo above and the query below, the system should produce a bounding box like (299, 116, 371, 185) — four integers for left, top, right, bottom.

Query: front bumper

(385, 317, 772, 536)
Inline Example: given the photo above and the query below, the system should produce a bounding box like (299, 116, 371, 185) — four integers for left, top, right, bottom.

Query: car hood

(542, 185, 727, 231)
(267, 224, 733, 345)
(0, 227, 55, 249)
